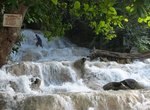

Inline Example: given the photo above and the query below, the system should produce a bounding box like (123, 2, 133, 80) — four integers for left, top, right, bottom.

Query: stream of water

(0, 29, 150, 110)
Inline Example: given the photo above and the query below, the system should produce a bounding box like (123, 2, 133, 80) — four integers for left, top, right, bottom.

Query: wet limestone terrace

(0, 30, 150, 110)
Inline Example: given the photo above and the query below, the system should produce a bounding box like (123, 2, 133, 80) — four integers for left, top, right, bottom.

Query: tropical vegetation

(0, 0, 150, 67)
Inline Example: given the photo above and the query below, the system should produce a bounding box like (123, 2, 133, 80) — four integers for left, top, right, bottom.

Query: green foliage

(74, 1, 80, 10)
(125, 0, 150, 18)
(1, 0, 150, 51)
(138, 15, 150, 27)
(69, 0, 128, 39)
(124, 22, 150, 52)
(12, 34, 24, 53)
(83, 3, 89, 11)
(51, 0, 58, 5)
(118, 0, 150, 51)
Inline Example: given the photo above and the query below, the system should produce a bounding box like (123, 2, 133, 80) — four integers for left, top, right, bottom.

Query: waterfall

(0, 29, 150, 110)
(10, 29, 90, 61)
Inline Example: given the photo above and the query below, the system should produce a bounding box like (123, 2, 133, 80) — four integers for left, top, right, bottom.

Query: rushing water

(1, 29, 150, 110)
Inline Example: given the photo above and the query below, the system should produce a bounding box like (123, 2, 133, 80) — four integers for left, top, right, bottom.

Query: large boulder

(103, 79, 144, 90)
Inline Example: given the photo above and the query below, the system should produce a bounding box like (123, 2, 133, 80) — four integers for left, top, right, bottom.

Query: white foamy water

(11, 29, 90, 62)
(1, 29, 150, 110)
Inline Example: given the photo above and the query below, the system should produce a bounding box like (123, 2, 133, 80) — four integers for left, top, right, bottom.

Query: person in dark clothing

(35, 34, 43, 48)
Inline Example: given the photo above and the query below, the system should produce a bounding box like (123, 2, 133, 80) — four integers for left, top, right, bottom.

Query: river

(0, 29, 150, 110)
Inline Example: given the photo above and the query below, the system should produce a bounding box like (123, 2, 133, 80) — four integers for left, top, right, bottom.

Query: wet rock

(0, 93, 23, 110)
(103, 79, 144, 90)
(73, 58, 86, 78)
(5, 62, 41, 76)
(0, 93, 6, 110)
(30, 77, 41, 90)
(1, 91, 150, 110)
(103, 82, 129, 90)
(73, 58, 86, 70)
(21, 51, 41, 61)
(5, 62, 27, 76)
(9, 81, 20, 92)
(120, 79, 144, 89)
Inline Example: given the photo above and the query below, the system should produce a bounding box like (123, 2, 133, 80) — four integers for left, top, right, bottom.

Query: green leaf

(138, 18, 143, 23)
(74, 1, 80, 10)
(61, 3, 67, 8)
(88, 7, 94, 12)
(148, 21, 150, 27)
(125, 6, 131, 12)
(51, 0, 58, 5)
(124, 18, 128, 22)
(90, 21, 97, 28)
(84, 3, 89, 11)
(126, 5, 134, 13)
(108, 7, 117, 15)
(118, 23, 123, 28)
(99, 21, 105, 27)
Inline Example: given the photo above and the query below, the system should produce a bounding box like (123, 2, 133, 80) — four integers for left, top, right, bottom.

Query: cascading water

(1, 29, 150, 110)
(10, 29, 89, 62)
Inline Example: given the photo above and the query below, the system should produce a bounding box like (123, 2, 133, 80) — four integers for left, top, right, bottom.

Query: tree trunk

(0, 4, 28, 67)
(89, 49, 150, 63)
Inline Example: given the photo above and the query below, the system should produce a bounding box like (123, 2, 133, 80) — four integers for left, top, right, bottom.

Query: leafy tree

(120, 0, 150, 52)
(0, 0, 150, 67)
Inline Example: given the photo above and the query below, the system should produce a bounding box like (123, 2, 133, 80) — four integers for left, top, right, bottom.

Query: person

(35, 34, 43, 48)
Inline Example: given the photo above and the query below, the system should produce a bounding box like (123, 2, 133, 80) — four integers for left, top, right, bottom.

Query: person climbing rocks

(35, 34, 43, 48)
